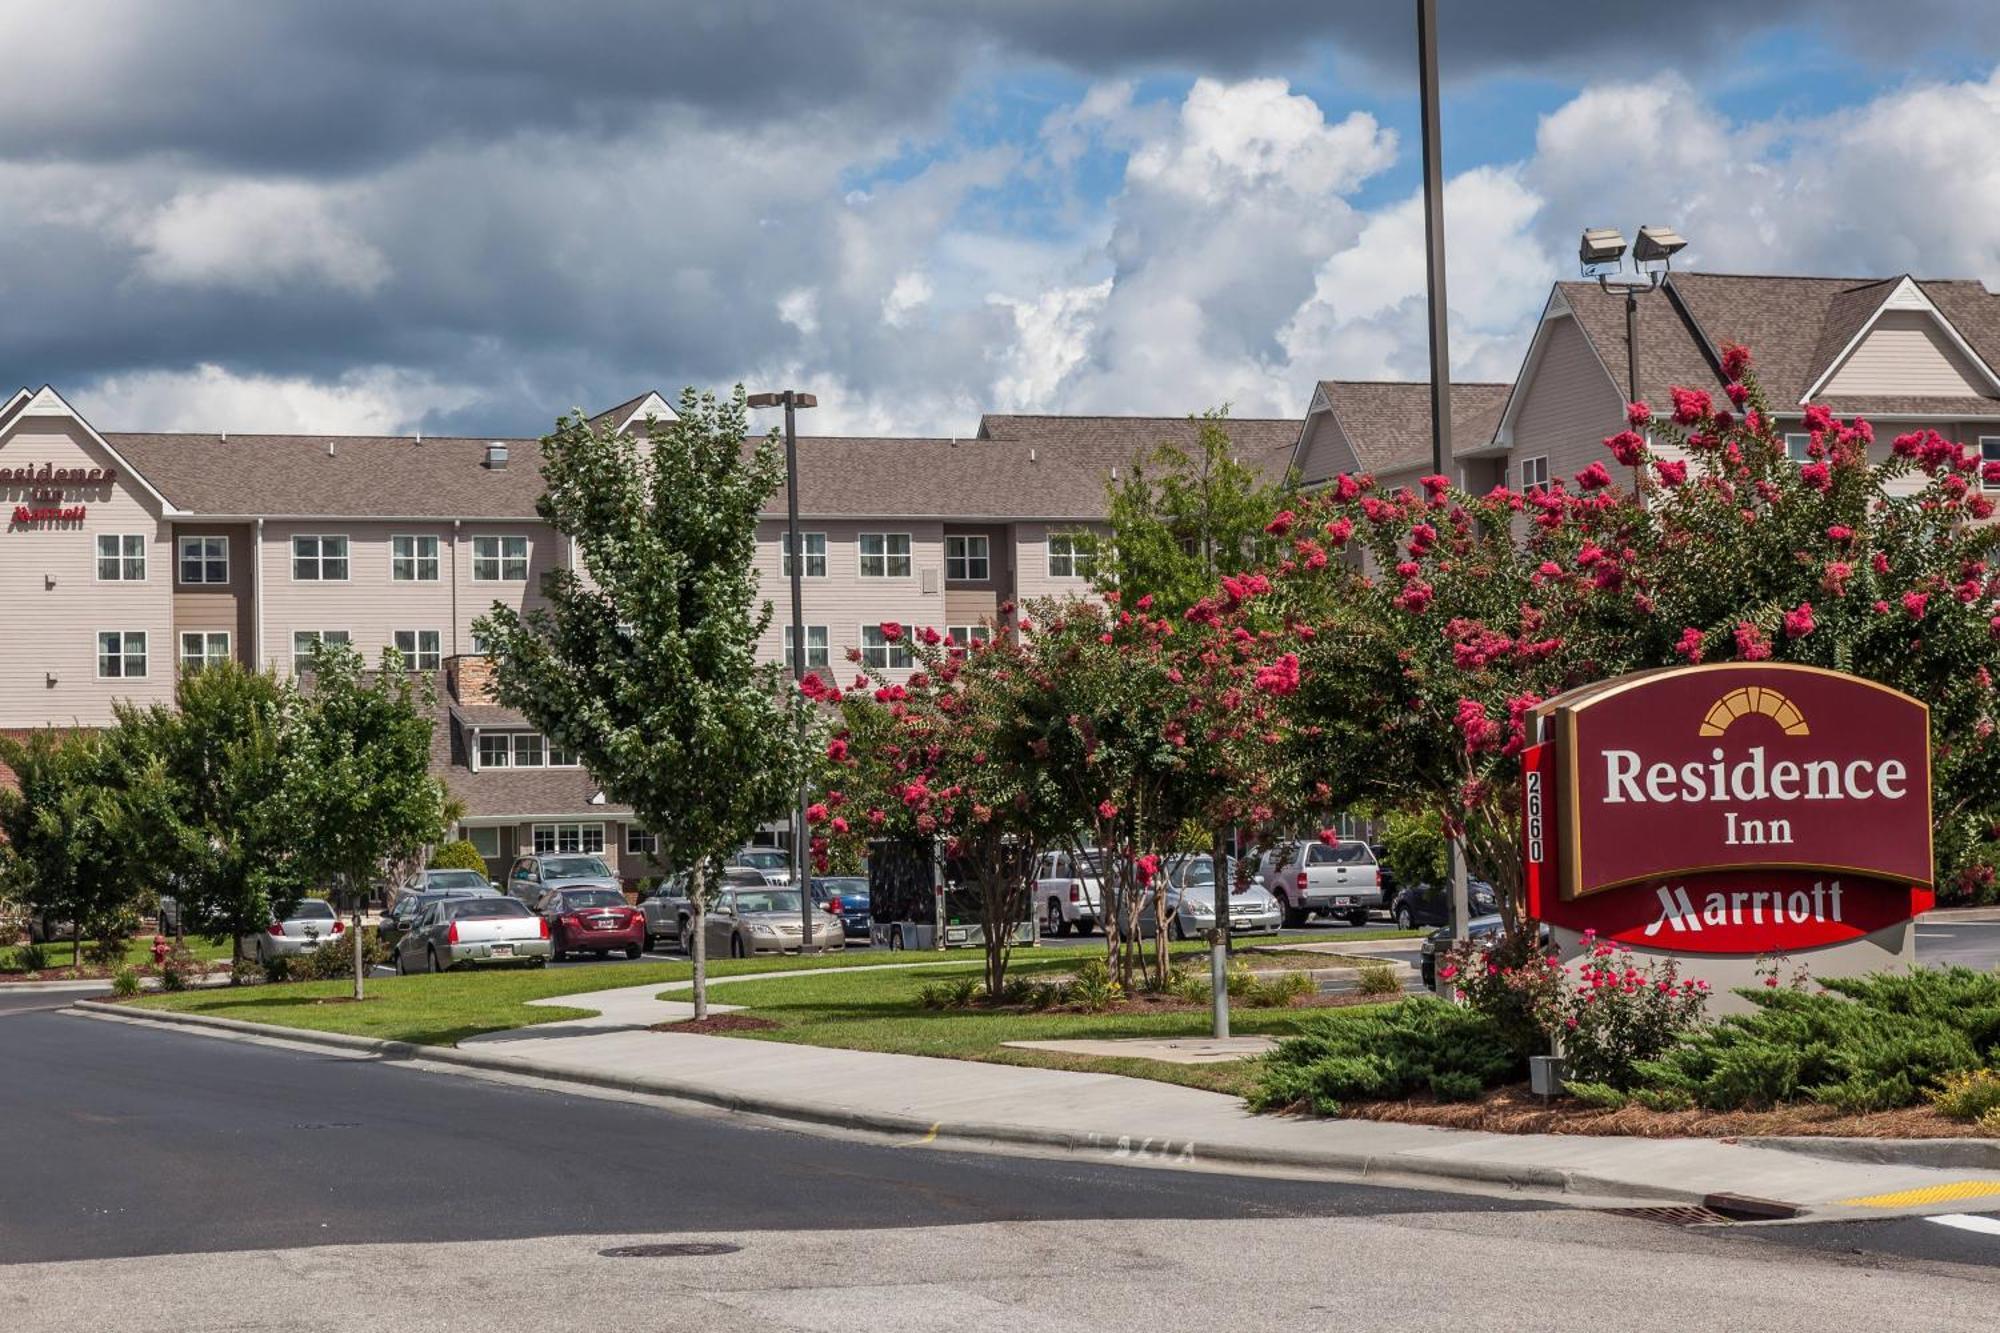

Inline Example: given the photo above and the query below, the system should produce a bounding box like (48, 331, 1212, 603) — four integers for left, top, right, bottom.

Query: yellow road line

(901, 1122, 940, 1147)
(1839, 1180, 2000, 1209)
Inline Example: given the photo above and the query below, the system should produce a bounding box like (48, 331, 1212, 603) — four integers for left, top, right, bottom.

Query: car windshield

(426, 871, 488, 890)
(291, 900, 335, 920)
(738, 850, 789, 871)
(1179, 858, 1216, 888)
(731, 889, 803, 914)
(448, 899, 530, 919)
(561, 889, 626, 909)
(543, 856, 612, 878)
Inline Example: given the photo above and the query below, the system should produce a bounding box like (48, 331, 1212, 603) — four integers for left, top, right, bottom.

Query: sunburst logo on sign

(1697, 686, 1809, 738)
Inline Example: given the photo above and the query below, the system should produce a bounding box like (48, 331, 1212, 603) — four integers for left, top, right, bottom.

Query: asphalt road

(1913, 919, 2000, 969)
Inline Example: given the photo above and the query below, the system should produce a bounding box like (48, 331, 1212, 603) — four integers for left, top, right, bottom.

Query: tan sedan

(705, 887, 845, 958)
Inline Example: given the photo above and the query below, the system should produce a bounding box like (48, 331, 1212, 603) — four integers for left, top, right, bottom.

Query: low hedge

(1249, 997, 1522, 1116)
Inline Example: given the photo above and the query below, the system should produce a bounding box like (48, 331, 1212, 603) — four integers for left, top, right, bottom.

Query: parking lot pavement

(1915, 920, 2000, 971)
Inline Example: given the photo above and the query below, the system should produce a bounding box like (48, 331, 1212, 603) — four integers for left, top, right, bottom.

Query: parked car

(380, 887, 493, 947)
(1135, 855, 1284, 939)
(1419, 914, 1550, 990)
(640, 866, 765, 950)
(534, 886, 646, 961)
(504, 853, 622, 904)
(394, 896, 551, 973)
(704, 886, 844, 957)
(254, 898, 343, 964)
(396, 868, 499, 906)
(24, 910, 76, 944)
(810, 876, 873, 939)
(1033, 848, 1103, 937)
(728, 848, 794, 885)
(1369, 843, 1397, 906)
(1387, 878, 1498, 930)
(1252, 839, 1382, 927)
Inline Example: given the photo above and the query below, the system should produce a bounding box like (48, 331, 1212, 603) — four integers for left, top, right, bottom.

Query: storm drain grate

(598, 1242, 742, 1259)
(1605, 1205, 1737, 1227)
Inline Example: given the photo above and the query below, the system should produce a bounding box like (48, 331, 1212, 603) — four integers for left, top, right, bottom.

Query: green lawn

(1, 934, 234, 976)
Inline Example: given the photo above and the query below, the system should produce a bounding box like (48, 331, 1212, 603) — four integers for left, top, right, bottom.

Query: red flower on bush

(1575, 461, 1613, 491)
(1734, 622, 1772, 661)
(1605, 430, 1646, 466)
(1265, 509, 1296, 537)
(1654, 459, 1687, 487)
(879, 621, 904, 642)
(1903, 590, 1930, 620)
(1254, 653, 1301, 696)
(1782, 602, 1815, 638)
(1669, 385, 1712, 425)
(1626, 401, 1652, 426)
(1097, 799, 1119, 820)
(1720, 343, 1752, 379)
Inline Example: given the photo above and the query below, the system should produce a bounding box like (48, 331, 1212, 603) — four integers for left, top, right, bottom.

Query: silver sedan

(1138, 857, 1284, 938)
(704, 887, 845, 958)
(394, 896, 552, 973)
(253, 899, 344, 963)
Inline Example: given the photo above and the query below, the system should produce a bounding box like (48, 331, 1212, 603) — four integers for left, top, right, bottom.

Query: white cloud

(881, 270, 934, 327)
(132, 180, 391, 294)
(777, 288, 820, 337)
(72, 363, 476, 434)
(988, 279, 1112, 410)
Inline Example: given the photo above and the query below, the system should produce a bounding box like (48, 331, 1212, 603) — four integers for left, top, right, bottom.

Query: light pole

(1580, 225, 1688, 403)
(1415, 0, 1472, 945)
(747, 389, 818, 948)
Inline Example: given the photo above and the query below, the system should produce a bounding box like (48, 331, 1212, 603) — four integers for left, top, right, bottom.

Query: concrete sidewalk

(82, 968, 2000, 1220)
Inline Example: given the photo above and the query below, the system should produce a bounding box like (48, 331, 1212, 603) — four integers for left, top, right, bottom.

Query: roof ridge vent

(485, 440, 510, 470)
(326, 440, 335, 458)
(1029, 447, 1037, 463)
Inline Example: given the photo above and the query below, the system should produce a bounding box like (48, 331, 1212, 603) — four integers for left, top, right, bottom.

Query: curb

(76, 998, 1713, 1206)
(1735, 1135, 2000, 1171)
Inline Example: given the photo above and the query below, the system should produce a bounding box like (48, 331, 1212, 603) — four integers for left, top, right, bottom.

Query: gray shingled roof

(1314, 381, 1512, 473)
(976, 413, 1299, 481)
(427, 671, 631, 821)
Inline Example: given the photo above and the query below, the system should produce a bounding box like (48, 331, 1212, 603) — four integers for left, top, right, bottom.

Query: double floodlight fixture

(747, 390, 818, 409)
(1581, 223, 1687, 292)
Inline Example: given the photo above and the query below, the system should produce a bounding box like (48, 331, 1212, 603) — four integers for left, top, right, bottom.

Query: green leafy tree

(475, 388, 817, 1019)
(0, 731, 146, 967)
(113, 662, 304, 977)
(1100, 409, 1294, 617)
(430, 840, 489, 873)
(277, 643, 451, 998)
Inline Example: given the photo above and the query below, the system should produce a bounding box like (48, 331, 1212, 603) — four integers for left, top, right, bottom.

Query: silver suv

(1254, 839, 1382, 927)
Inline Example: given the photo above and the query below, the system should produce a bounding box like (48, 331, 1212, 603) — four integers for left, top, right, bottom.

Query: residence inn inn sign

(1522, 664, 1934, 994)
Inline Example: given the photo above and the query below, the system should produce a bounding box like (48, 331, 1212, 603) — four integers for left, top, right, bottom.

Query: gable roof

(587, 390, 677, 435)
(3, 384, 183, 515)
(1309, 380, 1512, 475)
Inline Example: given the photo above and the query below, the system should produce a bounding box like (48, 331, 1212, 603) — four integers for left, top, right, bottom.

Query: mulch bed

(652, 1015, 781, 1035)
(1344, 1084, 1990, 1139)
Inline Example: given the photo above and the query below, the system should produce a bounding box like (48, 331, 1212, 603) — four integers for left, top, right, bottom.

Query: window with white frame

(177, 535, 228, 585)
(466, 826, 501, 858)
(469, 632, 491, 656)
(391, 534, 440, 581)
(944, 534, 990, 582)
(1047, 532, 1097, 580)
(532, 823, 604, 854)
(945, 625, 993, 654)
(858, 532, 912, 578)
(861, 625, 913, 669)
(1784, 433, 1814, 463)
(546, 737, 579, 767)
(477, 733, 512, 769)
(472, 535, 529, 581)
(627, 826, 660, 856)
(291, 630, 351, 668)
(782, 531, 827, 578)
(1518, 455, 1551, 494)
(783, 624, 830, 669)
(292, 534, 349, 581)
(392, 629, 441, 671)
(97, 631, 148, 678)
(96, 534, 146, 582)
(179, 631, 230, 673)
(1981, 437, 2000, 492)
(512, 734, 545, 767)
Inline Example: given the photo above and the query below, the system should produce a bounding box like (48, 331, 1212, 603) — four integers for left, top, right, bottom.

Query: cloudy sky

(9, 2, 2000, 437)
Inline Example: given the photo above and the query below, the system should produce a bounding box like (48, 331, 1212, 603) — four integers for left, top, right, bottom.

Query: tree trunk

(71, 922, 80, 970)
(352, 883, 365, 1001)
(690, 862, 709, 1022)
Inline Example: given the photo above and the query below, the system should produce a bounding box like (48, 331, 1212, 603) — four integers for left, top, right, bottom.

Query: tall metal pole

(1625, 289, 1641, 405)
(1417, 0, 1471, 944)
(783, 393, 814, 946)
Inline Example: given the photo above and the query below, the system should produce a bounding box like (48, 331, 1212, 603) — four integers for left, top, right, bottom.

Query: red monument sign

(1523, 663, 1933, 954)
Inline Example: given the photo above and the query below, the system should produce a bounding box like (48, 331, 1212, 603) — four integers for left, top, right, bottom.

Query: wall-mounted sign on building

(1522, 664, 1932, 988)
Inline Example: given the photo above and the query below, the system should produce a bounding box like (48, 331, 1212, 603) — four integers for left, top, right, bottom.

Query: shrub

(916, 975, 983, 1010)
(13, 942, 48, 973)
(1069, 958, 1123, 1012)
(1165, 965, 1212, 1005)
(1981, 1104, 2000, 1136)
(1440, 930, 1557, 1059)
(158, 944, 204, 992)
(1245, 970, 1314, 1008)
(1929, 1069, 2000, 1123)
(993, 975, 1035, 1007)
(275, 928, 391, 982)
(1250, 997, 1522, 1116)
(1563, 1080, 1629, 1110)
(1026, 979, 1069, 1010)
(110, 965, 141, 998)
(1355, 963, 1401, 997)
(429, 840, 489, 873)
(1636, 968, 2000, 1112)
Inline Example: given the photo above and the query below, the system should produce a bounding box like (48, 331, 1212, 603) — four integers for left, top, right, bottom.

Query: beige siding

(1294, 411, 1359, 487)
(1826, 311, 1993, 397)
(1509, 312, 1625, 490)
(1857, 417, 2000, 507)
(1013, 520, 1109, 605)
(170, 523, 254, 663)
(751, 519, 947, 679)
(0, 416, 174, 726)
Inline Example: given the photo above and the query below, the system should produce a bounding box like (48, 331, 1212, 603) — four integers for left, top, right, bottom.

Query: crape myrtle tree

(476, 388, 819, 1020)
(815, 623, 1067, 998)
(1257, 343, 2000, 931)
(114, 662, 305, 977)
(277, 644, 452, 999)
(0, 730, 147, 967)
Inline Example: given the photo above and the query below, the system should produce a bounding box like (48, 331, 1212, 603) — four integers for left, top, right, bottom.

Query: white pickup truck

(1253, 839, 1383, 927)
(1034, 849, 1103, 936)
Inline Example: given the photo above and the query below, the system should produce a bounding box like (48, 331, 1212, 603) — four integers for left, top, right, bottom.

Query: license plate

(1335, 897, 1353, 907)
(1231, 918, 1250, 929)
(490, 944, 514, 957)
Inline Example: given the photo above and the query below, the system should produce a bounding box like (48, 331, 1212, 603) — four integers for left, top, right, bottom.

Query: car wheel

(1046, 900, 1068, 938)
(395, 948, 408, 976)
(550, 928, 566, 962)
(730, 934, 746, 959)
(1395, 904, 1414, 930)
(1170, 915, 1187, 942)
(1347, 909, 1369, 927)
(1280, 901, 1307, 929)
(625, 943, 642, 960)
(428, 948, 443, 974)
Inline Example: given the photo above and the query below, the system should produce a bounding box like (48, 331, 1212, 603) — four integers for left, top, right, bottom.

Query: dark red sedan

(535, 887, 645, 961)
